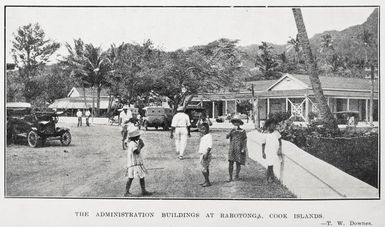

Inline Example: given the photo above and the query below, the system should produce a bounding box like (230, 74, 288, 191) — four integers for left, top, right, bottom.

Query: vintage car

(142, 106, 173, 130)
(184, 106, 209, 128)
(7, 102, 71, 148)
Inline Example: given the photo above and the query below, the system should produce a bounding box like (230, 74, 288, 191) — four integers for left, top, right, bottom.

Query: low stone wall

(247, 130, 379, 199)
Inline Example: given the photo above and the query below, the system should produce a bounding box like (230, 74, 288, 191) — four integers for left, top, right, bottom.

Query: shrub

(280, 120, 378, 187)
(307, 135, 378, 188)
(268, 111, 291, 124)
(308, 111, 318, 121)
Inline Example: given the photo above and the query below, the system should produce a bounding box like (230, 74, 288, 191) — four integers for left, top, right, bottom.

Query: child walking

(198, 123, 213, 187)
(124, 126, 153, 196)
(226, 116, 247, 182)
(261, 120, 282, 183)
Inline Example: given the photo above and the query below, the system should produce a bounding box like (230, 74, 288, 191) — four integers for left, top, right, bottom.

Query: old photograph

(4, 5, 379, 201)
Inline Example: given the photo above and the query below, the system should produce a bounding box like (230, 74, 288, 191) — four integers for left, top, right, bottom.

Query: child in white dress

(261, 120, 282, 183)
(124, 126, 152, 196)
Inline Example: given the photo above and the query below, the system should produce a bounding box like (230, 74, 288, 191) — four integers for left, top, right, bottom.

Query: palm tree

(319, 34, 334, 53)
(287, 34, 302, 64)
(63, 39, 112, 116)
(292, 8, 339, 133)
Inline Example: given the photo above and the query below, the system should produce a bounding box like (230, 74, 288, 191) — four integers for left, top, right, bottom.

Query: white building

(193, 74, 379, 123)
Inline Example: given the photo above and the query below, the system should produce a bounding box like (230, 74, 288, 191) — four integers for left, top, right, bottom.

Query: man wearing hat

(120, 105, 133, 141)
(170, 106, 191, 160)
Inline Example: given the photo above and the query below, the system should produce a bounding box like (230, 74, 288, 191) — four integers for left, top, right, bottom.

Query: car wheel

(60, 131, 71, 146)
(27, 130, 40, 148)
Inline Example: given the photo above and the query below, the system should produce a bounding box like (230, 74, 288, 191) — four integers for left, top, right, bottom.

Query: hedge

(306, 135, 378, 188)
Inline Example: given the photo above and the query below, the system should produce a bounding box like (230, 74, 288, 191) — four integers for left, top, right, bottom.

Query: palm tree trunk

(96, 86, 101, 117)
(83, 85, 87, 110)
(182, 94, 195, 110)
(292, 8, 339, 132)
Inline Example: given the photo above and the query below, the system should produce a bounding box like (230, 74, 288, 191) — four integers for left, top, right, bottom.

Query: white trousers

(174, 127, 188, 156)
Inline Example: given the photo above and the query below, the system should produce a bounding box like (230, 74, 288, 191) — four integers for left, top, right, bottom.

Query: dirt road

(6, 123, 295, 199)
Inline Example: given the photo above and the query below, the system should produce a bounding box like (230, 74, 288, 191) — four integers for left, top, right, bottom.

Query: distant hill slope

(240, 8, 378, 72)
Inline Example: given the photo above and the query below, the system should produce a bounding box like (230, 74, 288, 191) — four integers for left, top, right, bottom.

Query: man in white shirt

(76, 109, 83, 127)
(170, 106, 191, 160)
(120, 106, 133, 141)
(85, 109, 91, 127)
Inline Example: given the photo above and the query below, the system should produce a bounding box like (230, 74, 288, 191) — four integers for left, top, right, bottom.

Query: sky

(5, 6, 377, 63)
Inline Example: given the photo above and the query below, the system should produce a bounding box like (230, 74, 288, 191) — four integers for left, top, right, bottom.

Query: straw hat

(230, 115, 244, 125)
(128, 126, 140, 138)
(176, 106, 184, 112)
(123, 105, 129, 110)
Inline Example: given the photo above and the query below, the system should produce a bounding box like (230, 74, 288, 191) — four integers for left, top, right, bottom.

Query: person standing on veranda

(170, 106, 191, 160)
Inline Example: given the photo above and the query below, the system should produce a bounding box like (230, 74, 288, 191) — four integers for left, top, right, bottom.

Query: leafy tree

(42, 64, 75, 104)
(317, 34, 345, 73)
(292, 8, 339, 133)
(6, 70, 24, 102)
(10, 23, 60, 103)
(106, 40, 160, 107)
(153, 38, 245, 110)
(254, 42, 281, 79)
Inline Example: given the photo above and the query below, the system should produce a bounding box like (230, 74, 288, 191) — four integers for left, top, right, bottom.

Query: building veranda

(193, 73, 378, 125)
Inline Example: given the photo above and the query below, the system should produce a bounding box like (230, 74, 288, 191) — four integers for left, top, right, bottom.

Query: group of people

(76, 109, 92, 127)
(121, 106, 283, 196)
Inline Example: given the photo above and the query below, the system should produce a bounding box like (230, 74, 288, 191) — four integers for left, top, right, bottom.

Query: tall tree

(318, 34, 345, 73)
(292, 8, 339, 133)
(154, 38, 245, 110)
(63, 39, 112, 116)
(287, 34, 302, 64)
(254, 42, 280, 79)
(106, 40, 159, 106)
(11, 23, 60, 103)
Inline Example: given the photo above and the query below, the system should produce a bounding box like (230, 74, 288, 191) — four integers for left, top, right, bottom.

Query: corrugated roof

(49, 96, 113, 109)
(69, 87, 110, 98)
(257, 89, 378, 99)
(243, 80, 277, 92)
(290, 74, 379, 91)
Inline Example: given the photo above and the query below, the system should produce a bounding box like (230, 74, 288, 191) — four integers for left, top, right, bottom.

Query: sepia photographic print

(1, 1, 384, 226)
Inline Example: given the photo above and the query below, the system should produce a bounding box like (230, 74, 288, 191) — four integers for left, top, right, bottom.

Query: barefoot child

(124, 126, 152, 196)
(226, 116, 247, 182)
(198, 123, 213, 187)
(261, 120, 282, 183)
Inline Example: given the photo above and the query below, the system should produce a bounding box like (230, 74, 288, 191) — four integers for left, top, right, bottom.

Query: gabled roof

(290, 74, 378, 92)
(243, 80, 277, 92)
(67, 87, 109, 98)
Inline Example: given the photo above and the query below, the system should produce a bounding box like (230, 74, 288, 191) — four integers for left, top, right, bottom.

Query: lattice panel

(291, 103, 303, 117)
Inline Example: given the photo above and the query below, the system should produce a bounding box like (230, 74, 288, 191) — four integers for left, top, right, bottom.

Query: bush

(279, 120, 379, 188)
(308, 111, 318, 121)
(268, 112, 291, 124)
(307, 135, 378, 188)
